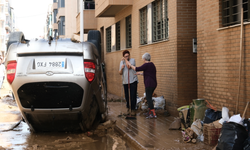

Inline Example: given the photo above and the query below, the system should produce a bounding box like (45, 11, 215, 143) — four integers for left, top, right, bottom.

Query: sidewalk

(108, 102, 214, 150)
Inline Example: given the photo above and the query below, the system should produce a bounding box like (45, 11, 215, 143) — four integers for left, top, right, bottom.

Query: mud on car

(5, 31, 107, 132)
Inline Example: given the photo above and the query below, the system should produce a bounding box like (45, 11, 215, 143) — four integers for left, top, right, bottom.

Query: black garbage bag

(217, 122, 248, 150)
(203, 108, 222, 124)
(244, 137, 250, 150)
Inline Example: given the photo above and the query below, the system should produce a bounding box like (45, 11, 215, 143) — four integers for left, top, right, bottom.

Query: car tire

(7, 31, 25, 52)
(84, 96, 99, 130)
(100, 63, 108, 123)
(87, 30, 101, 57)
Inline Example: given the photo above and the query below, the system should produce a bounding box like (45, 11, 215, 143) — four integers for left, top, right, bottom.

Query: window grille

(58, 16, 65, 35)
(116, 22, 120, 50)
(152, 0, 168, 42)
(222, 0, 250, 26)
(126, 15, 132, 48)
(58, 0, 65, 8)
(140, 6, 147, 45)
(106, 27, 111, 52)
(53, 9, 58, 23)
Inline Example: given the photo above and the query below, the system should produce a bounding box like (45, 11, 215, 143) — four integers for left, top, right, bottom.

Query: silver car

(5, 31, 107, 132)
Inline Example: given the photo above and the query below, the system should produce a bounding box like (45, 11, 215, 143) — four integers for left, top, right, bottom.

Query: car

(5, 31, 107, 132)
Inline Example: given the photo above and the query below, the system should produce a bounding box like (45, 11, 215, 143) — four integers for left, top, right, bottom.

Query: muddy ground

(0, 79, 132, 150)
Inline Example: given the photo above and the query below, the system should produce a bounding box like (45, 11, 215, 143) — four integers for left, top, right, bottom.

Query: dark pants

(123, 81, 138, 110)
(146, 87, 156, 109)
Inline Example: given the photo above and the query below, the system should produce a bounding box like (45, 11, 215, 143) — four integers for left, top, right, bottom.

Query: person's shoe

(143, 108, 151, 116)
(126, 108, 130, 115)
(146, 113, 157, 119)
(131, 110, 136, 116)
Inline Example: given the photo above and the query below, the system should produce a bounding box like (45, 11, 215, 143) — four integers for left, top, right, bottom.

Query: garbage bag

(179, 108, 191, 129)
(203, 108, 222, 124)
(217, 122, 248, 150)
(152, 96, 165, 110)
(243, 137, 250, 150)
(219, 107, 229, 124)
(191, 119, 202, 139)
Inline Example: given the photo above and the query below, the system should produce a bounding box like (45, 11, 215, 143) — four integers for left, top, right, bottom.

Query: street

(0, 79, 132, 150)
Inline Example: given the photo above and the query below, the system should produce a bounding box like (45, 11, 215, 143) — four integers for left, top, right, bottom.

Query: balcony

(95, 0, 133, 17)
(56, 7, 65, 22)
(76, 9, 97, 34)
(53, 2, 58, 10)
(53, 23, 58, 30)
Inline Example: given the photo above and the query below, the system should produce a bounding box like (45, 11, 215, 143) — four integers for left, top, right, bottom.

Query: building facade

(0, 0, 15, 57)
(95, 0, 197, 116)
(51, 0, 79, 39)
(197, 0, 250, 117)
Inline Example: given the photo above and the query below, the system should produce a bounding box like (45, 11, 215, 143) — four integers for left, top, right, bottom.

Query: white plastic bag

(152, 96, 165, 110)
(191, 119, 202, 139)
(228, 114, 243, 125)
(219, 107, 229, 124)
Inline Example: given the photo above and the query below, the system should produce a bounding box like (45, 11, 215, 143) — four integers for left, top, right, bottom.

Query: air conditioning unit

(193, 38, 197, 53)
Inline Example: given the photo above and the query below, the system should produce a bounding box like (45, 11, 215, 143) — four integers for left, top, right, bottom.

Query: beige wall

(57, 7, 65, 22)
(65, 0, 77, 38)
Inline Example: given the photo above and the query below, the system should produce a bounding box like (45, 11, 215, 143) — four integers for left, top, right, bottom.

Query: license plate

(35, 58, 65, 68)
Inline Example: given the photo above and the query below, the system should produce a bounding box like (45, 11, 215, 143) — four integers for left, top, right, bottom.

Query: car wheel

(87, 30, 101, 57)
(7, 31, 25, 52)
(100, 63, 107, 123)
(84, 96, 99, 130)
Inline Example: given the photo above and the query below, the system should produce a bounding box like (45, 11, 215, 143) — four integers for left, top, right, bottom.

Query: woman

(124, 53, 157, 119)
(119, 50, 138, 116)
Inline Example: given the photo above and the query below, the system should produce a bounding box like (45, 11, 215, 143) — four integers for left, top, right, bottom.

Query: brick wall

(197, 0, 250, 117)
(97, 0, 197, 116)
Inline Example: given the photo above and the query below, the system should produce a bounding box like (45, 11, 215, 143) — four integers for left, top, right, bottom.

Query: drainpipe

(80, 0, 84, 42)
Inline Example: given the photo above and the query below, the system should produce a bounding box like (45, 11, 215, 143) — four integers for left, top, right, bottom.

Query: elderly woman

(124, 53, 157, 119)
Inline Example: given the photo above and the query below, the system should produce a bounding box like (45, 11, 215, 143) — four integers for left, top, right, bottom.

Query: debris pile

(171, 99, 250, 150)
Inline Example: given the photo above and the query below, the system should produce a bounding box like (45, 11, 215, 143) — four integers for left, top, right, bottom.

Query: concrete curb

(114, 125, 146, 150)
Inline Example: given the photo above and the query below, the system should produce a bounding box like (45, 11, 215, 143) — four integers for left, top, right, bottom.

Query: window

(140, 6, 147, 45)
(126, 15, 132, 48)
(222, 0, 250, 27)
(106, 27, 111, 52)
(58, 16, 65, 35)
(116, 22, 120, 50)
(58, 0, 65, 8)
(53, 0, 57, 3)
(53, 9, 58, 23)
(152, 0, 168, 42)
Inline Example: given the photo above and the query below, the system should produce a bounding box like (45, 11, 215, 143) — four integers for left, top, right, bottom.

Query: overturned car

(5, 31, 107, 132)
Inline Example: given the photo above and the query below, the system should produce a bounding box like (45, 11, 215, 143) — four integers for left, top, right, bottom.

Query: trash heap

(170, 99, 250, 150)
(136, 93, 170, 116)
(137, 93, 166, 110)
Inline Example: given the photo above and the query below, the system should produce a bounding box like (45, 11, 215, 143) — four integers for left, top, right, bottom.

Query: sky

(10, 0, 52, 39)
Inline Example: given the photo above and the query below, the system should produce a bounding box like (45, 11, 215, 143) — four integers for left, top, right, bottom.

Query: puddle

(0, 121, 132, 150)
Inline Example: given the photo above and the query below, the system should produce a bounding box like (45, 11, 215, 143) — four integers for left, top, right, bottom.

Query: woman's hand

(135, 72, 143, 75)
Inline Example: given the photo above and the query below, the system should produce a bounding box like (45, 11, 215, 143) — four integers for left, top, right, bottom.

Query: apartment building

(95, 0, 197, 116)
(45, 4, 53, 40)
(52, 0, 78, 39)
(0, 0, 15, 57)
(197, 0, 250, 117)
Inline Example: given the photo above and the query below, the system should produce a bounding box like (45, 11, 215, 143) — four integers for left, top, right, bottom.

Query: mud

(0, 79, 131, 150)
(0, 120, 132, 150)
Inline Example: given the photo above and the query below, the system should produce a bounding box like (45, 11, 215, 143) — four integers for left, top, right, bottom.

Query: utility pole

(80, 0, 84, 42)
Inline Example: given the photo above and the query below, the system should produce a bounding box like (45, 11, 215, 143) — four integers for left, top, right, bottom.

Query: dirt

(107, 93, 124, 102)
(0, 79, 131, 150)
